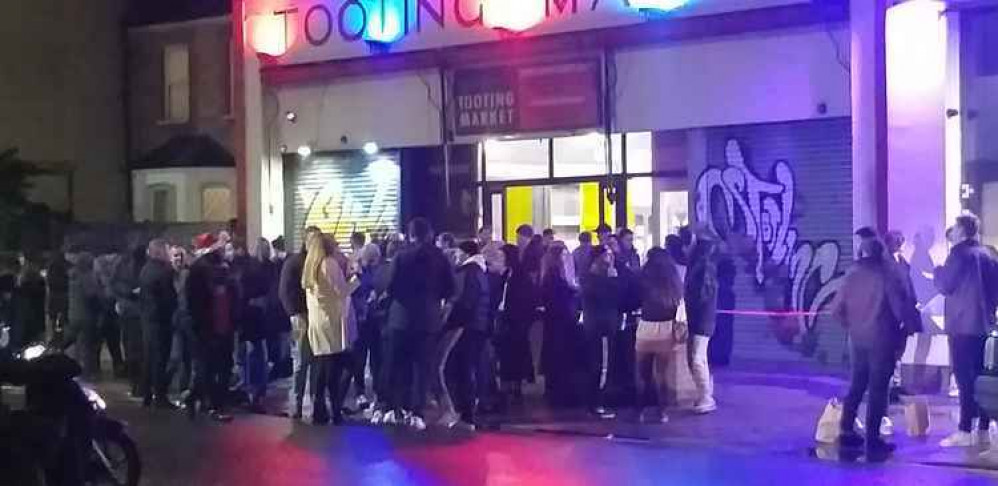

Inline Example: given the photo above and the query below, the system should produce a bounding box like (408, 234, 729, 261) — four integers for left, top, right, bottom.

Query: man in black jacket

(935, 215, 998, 448)
(138, 239, 178, 409)
(113, 245, 146, 397)
(384, 218, 455, 429)
(279, 226, 320, 419)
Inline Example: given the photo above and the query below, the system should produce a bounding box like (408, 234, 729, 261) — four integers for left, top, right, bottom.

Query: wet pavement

(81, 369, 998, 485)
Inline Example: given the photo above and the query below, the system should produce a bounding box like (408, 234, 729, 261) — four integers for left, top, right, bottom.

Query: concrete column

(850, 0, 889, 234)
(885, 0, 950, 263)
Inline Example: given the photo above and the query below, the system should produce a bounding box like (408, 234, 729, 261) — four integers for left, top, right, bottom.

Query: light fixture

(483, 0, 544, 33)
(630, 0, 690, 13)
(363, 142, 379, 155)
(297, 145, 313, 157)
(248, 13, 290, 56)
(285, 111, 297, 123)
(363, 0, 405, 45)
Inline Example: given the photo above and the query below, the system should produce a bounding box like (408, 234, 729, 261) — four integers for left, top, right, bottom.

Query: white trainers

(940, 431, 975, 448)
(382, 410, 399, 426)
(437, 410, 460, 428)
(693, 398, 717, 414)
(880, 417, 894, 437)
(404, 411, 427, 431)
(369, 409, 384, 425)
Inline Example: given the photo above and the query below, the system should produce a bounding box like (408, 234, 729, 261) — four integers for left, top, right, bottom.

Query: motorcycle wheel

(92, 429, 141, 486)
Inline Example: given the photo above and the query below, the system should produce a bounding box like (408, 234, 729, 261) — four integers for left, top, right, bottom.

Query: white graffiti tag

(696, 140, 798, 284)
(790, 242, 843, 332)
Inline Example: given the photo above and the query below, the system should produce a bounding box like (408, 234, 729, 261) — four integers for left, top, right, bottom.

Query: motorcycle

(1, 343, 141, 486)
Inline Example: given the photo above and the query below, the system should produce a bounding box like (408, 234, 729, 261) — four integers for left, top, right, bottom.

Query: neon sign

(247, 0, 694, 57)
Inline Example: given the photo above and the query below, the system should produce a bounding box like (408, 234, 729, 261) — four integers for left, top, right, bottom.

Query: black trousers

(841, 343, 895, 441)
(584, 326, 621, 409)
(448, 330, 488, 422)
(951, 335, 992, 432)
(189, 334, 234, 412)
(141, 319, 174, 403)
(98, 305, 124, 369)
(292, 331, 315, 413)
(120, 315, 144, 395)
(313, 351, 352, 422)
(384, 329, 430, 414)
(351, 318, 382, 397)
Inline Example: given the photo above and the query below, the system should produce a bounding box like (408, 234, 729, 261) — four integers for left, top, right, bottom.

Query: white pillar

(885, 0, 950, 263)
(851, 0, 889, 234)
(244, 53, 264, 245)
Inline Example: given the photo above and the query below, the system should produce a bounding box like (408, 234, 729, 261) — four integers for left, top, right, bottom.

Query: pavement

(45, 366, 998, 485)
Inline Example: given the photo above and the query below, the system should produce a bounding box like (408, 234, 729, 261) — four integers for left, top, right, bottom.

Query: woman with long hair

(634, 247, 685, 423)
(302, 234, 359, 425)
(540, 243, 580, 407)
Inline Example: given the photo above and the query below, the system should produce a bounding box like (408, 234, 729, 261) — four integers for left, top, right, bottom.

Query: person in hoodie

(113, 244, 147, 398)
(138, 239, 178, 409)
(833, 238, 906, 459)
(685, 227, 719, 414)
(442, 240, 490, 429)
(581, 245, 622, 419)
(63, 252, 101, 376)
(934, 214, 998, 448)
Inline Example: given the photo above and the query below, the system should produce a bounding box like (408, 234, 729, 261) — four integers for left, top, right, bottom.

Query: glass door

(489, 181, 613, 248)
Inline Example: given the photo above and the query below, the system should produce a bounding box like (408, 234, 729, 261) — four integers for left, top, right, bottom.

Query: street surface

(85, 370, 998, 486)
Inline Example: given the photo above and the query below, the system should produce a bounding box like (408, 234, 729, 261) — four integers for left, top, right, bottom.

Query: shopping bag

(815, 398, 843, 444)
(904, 399, 931, 437)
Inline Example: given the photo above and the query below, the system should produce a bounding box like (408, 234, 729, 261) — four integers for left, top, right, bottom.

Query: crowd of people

(0, 219, 720, 430)
(834, 214, 998, 458)
(6, 212, 994, 459)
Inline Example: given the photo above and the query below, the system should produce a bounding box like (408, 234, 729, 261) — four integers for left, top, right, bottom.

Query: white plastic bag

(904, 399, 931, 437)
(815, 398, 843, 444)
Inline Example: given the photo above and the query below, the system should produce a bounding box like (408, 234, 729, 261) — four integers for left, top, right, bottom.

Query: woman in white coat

(302, 234, 359, 425)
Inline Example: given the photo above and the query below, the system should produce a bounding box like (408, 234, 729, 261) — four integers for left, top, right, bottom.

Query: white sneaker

(452, 421, 477, 432)
(404, 411, 427, 431)
(382, 410, 399, 426)
(369, 409, 384, 425)
(940, 431, 975, 448)
(880, 417, 894, 437)
(693, 398, 717, 414)
(980, 447, 998, 461)
(437, 411, 460, 429)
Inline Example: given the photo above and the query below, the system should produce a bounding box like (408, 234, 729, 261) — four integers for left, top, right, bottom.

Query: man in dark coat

(279, 227, 320, 419)
(384, 218, 455, 428)
(834, 238, 907, 458)
(186, 233, 237, 422)
(138, 239, 178, 408)
(934, 214, 998, 448)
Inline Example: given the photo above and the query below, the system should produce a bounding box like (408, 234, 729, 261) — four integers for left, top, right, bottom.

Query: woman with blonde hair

(302, 234, 359, 425)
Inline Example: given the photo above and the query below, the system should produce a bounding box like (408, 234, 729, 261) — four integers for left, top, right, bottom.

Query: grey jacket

(934, 240, 998, 337)
(833, 259, 906, 349)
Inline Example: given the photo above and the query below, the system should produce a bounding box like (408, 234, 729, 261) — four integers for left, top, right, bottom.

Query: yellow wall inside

(505, 186, 533, 243)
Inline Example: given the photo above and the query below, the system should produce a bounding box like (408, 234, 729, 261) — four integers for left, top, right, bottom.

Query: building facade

(127, 0, 237, 224)
(0, 0, 128, 221)
(234, 0, 996, 369)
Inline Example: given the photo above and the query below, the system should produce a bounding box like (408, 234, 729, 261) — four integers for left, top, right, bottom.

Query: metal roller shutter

(286, 152, 401, 252)
(695, 118, 853, 368)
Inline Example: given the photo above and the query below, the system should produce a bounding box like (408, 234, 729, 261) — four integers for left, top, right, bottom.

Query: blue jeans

(239, 338, 268, 400)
